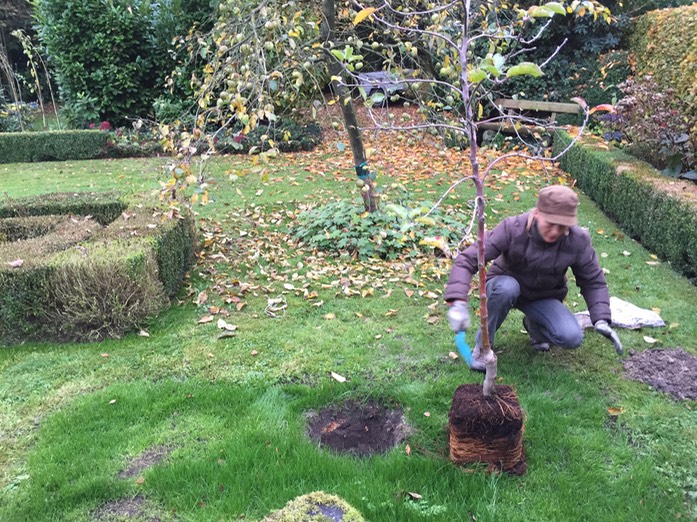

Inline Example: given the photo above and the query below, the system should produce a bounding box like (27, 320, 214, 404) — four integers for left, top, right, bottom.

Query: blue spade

(455, 331, 473, 367)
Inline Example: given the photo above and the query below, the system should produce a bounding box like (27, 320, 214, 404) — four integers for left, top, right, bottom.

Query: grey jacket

(444, 212, 611, 324)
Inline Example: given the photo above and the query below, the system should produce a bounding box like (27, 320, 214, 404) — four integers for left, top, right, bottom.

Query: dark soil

(117, 445, 174, 479)
(449, 384, 526, 475)
(93, 495, 159, 521)
(623, 348, 697, 401)
(306, 400, 411, 456)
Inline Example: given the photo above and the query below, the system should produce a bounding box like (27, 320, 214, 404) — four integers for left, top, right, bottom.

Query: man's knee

(487, 276, 520, 305)
(557, 328, 583, 349)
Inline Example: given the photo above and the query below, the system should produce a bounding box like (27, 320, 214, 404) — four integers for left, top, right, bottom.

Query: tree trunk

(320, 0, 376, 212)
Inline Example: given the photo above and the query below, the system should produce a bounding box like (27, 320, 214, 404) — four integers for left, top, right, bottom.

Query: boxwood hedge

(0, 191, 196, 344)
(555, 131, 697, 282)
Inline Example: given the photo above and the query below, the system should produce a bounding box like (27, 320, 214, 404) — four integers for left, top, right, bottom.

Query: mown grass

(1, 148, 696, 521)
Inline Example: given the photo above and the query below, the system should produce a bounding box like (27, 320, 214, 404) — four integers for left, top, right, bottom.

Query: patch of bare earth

(93, 495, 159, 521)
(307, 400, 411, 456)
(623, 348, 697, 401)
(117, 445, 174, 479)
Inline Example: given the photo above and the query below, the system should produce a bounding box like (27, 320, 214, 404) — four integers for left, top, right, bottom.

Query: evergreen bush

(0, 130, 108, 163)
(555, 131, 697, 282)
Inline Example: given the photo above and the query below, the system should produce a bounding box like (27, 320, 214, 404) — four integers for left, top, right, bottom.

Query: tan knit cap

(536, 185, 579, 226)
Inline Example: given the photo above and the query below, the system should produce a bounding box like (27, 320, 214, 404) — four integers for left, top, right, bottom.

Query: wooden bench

(476, 98, 582, 144)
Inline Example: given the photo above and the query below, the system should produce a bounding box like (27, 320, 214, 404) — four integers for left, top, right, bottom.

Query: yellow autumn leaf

(353, 7, 377, 25)
(607, 407, 624, 416)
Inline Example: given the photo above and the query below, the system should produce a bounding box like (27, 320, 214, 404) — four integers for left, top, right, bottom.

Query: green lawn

(1, 150, 696, 521)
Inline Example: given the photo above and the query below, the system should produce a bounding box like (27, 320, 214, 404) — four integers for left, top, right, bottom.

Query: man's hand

(594, 320, 623, 355)
(447, 300, 470, 332)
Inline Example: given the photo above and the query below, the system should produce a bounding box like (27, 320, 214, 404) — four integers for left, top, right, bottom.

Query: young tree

(344, 0, 612, 395)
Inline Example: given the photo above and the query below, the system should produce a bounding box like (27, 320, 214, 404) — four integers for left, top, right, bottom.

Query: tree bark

(320, 0, 376, 212)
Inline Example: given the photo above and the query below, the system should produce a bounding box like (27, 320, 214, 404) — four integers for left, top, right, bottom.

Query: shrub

(219, 119, 323, 154)
(602, 76, 695, 174)
(34, 0, 160, 126)
(46, 249, 167, 342)
(293, 197, 468, 260)
(0, 191, 126, 225)
(555, 131, 697, 282)
(0, 215, 66, 242)
(629, 4, 697, 144)
(0, 130, 108, 163)
(0, 192, 195, 344)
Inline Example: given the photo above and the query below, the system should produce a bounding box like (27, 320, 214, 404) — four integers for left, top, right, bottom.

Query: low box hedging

(0, 191, 126, 225)
(554, 131, 697, 282)
(0, 130, 109, 163)
(0, 192, 195, 344)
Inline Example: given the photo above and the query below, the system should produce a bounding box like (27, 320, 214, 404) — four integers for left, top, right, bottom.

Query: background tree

(162, 0, 384, 212)
(34, 0, 217, 126)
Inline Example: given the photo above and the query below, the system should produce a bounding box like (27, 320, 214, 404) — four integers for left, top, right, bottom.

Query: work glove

(447, 300, 471, 332)
(594, 320, 623, 355)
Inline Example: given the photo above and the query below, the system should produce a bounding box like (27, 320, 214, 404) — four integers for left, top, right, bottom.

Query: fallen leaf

(643, 335, 659, 344)
(194, 290, 208, 306)
(207, 353, 215, 358)
(251, 350, 259, 356)
(330, 371, 346, 383)
(385, 309, 399, 316)
(217, 331, 237, 339)
(607, 407, 625, 416)
(283, 283, 296, 290)
(109, 399, 117, 405)
(101, 353, 109, 358)
(669, 322, 680, 329)
(646, 261, 660, 266)
(622, 250, 631, 256)
(448, 351, 459, 360)
(216, 318, 238, 331)
(8, 259, 23, 268)
(323, 313, 336, 320)
(198, 315, 214, 324)
(423, 411, 430, 417)
(321, 421, 341, 434)
(138, 330, 150, 337)
(375, 334, 382, 339)
(236, 302, 246, 311)
(407, 492, 423, 500)
(135, 476, 145, 485)
(601, 252, 608, 258)
(405, 444, 412, 455)
(405, 289, 414, 298)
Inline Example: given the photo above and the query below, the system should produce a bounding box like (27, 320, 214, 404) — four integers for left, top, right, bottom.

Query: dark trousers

(474, 275, 583, 350)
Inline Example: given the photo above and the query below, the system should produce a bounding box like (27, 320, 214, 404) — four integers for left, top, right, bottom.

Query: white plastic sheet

(575, 296, 665, 330)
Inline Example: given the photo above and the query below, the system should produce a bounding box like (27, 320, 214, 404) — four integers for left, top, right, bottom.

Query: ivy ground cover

(0, 127, 696, 521)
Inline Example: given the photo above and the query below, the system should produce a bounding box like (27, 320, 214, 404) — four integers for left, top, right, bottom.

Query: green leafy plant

(294, 198, 467, 260)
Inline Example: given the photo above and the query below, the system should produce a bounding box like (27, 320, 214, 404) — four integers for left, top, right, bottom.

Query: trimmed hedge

(629, 5, 697, 139)
(0, 130, 109, 163)
(0, 191, 126, 225)
(554, 131, 697, 281)
(0, 192, 195, 344)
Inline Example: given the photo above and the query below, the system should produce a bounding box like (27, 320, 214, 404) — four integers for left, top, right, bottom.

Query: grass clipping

(449, 384, 526, 475)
